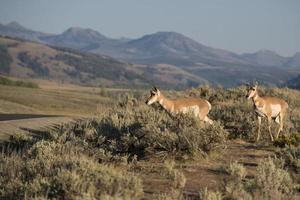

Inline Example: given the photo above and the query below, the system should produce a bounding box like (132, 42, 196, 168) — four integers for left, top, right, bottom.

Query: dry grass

(0, 84, 299, 199)
(0, 83, 128, 117)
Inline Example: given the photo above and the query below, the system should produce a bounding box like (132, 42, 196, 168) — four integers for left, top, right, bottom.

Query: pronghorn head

(246, 83, 258, 99)
(145, 86, 161, 105)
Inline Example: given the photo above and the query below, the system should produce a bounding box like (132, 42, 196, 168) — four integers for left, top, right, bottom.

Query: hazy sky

(0, 0, 299, 56)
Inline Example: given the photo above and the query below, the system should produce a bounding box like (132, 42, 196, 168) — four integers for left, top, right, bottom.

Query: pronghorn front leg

(267, 117, 274, 141)
(256, 116, 262, 141)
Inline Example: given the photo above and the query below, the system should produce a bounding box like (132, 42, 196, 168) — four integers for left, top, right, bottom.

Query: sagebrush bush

(199, 187, 222, 200)
(149, 159, 186, 200)
(187, 85, 300, 140)
(277, 145, 300, 174)
(254, 157, 294, 200)
(62, 95, 228, 160)
(0, 76, 39, 88)
(224, 161, 252, 200)
(220, 158, 296, 200)
(0, 140, 143, 200)
(0, 92, 229, 199)
(1, 86, 299, 199)
(273, 133, 300, 148)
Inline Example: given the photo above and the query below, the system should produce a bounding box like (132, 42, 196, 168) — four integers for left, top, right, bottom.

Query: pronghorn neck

(158, 94, 175, 113)
(252, 92, 264, 106)
(253, 92, 259, 101)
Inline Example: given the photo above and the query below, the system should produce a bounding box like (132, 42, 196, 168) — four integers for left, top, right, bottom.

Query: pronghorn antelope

(246, 84, 288, 141)
(145, 87, 213, 124)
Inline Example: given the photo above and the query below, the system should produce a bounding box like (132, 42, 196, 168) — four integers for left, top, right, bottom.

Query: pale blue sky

(0, 0, 299, 56)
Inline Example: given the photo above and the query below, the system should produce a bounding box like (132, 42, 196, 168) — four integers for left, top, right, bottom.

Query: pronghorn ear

(150, 86, 156, 92)
(254, 81, 258, 89)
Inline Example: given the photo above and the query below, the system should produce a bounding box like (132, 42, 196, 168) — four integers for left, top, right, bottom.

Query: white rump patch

(180, 106, 199, 116)
(271, 104, 281, 117)
(205, 100, 211, 110)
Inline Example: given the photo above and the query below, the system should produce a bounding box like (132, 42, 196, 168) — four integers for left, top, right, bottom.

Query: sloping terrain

(286, 74, 300, 89)
(0, 21, 51, 42)
(0, 36, 209, 89)
(0, 36, 147, 87)
(1, 22, 300, 88)
(1, 85, 299, 199)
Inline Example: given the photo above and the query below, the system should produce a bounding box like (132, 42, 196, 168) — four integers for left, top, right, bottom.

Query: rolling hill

(0, 21, 300, 88)
(0, 21, 51, 42)
(286, 74, 300, 89)
(0, 36, 208, 89)
(0, 36, 147, 88)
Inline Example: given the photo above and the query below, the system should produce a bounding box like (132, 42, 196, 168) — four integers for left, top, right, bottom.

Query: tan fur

(247, 85, 288, 141)
(146, 87, 213, 124)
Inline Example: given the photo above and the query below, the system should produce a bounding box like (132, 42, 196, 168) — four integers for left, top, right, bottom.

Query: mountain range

(1, 35, 208, 89)
(0, 21, 299, 88)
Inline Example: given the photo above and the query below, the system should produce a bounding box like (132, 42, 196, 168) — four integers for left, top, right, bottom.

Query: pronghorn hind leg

(275, 115, 280, 124)
(267, 117, 274, 142)
(275, 113, 284, 139)
(203, 116, 213, 125)
(256, 116, 262, 142)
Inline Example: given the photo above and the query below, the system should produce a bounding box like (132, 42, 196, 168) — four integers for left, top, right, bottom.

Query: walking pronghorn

(145, 87, 213, 124)
(246, 83, 288, 141)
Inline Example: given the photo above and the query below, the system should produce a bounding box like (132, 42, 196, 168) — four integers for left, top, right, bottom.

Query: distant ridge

(0, 21, 52, 42)
(0, 21, 299, 88)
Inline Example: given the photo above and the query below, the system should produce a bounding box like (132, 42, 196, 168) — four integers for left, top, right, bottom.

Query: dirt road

(0, 114, 74, 140)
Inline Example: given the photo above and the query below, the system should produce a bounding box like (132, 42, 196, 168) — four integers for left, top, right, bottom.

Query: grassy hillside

(0, 36, 208, 89)
(286, 74, 300, 89)
(0, 43, 13, 73)
(0, 36, 150, 88)
(0, 82, 127, 117)
(0, 85, 299, 199)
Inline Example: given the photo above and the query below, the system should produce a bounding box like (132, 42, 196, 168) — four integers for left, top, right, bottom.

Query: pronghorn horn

(153, 86, 158, 91)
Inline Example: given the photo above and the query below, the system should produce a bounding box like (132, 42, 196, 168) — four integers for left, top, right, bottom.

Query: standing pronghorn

(145, 87, 213, 124)
(246, 84, 288, 141)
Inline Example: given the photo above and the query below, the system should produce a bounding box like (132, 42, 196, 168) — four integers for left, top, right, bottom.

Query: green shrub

(0, 44, 12, 74)
(18, 52, 49, 77)
(1, 86, 299, 199)
(188, 85, 300, 141)
(4, 132, 36, 151)
(0, 140, 143, 200)
(199, 187, 222, 200)
(0, 76, 39, 88)
(273, 133, 300, 148)
(276, 145, 300, 174)
(217, 158, 297, 200)
(224, 161, 252, 200)
(94, 104, 227, 159)
(254, 157, 294, 200)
